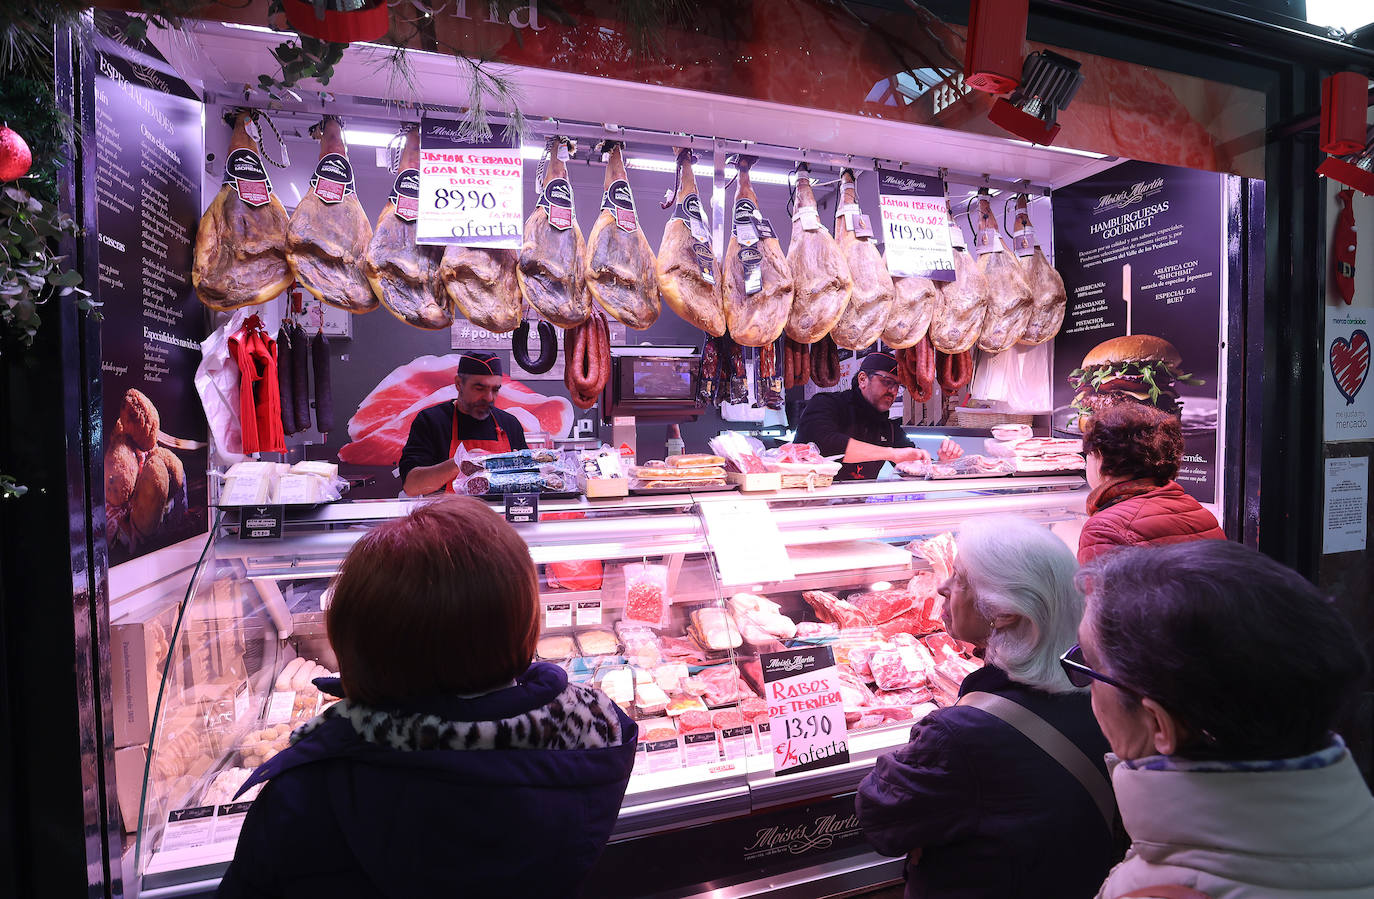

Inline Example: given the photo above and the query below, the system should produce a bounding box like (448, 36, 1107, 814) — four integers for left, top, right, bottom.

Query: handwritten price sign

(761, 647, 850, 777)
(877, 168, 955, 281)
(417, 117, 523, 249)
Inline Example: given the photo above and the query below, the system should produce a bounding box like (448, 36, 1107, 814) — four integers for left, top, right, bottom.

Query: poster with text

(93, 29, 207, 565)
(876, 168, 955, 280)
(417, 117, 522, 248)
(1324, 307, 1373, 442)
(1052, 160, 1224, 504)
(761, 647, 849, 777)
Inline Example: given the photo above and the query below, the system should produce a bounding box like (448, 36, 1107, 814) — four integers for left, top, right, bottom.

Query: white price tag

(721, 724, 755, 760)
(161, 806, 215, 852)
(698, 499, 794, 587)
(682, 731, 722, 766)
(212, 802, 253, 844)
(544, 602, 573, 629)
(264, 690, 295, 725)
(761, 647, 850, 777)
(575, 600, 603, 626)
(876, 168, 957, 279)
(643, 736, 683, 772)
(417, 118, 523, 249)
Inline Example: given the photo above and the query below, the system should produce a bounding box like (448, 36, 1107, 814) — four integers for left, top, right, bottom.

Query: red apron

(445, 405, 511, 494)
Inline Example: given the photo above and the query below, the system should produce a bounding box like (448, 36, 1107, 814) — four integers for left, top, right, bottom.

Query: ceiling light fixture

(988, 50, 1084, 146)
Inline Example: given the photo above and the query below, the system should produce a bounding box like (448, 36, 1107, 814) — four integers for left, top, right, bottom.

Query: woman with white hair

(857, 517, 1121, 898)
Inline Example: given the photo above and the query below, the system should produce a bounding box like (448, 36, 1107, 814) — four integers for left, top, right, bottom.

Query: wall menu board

(91, 28, 208, 565)
(1051, 160, 1225, 505)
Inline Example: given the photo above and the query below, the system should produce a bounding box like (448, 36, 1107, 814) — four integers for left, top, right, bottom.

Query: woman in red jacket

(1078, 403, 1224, 563)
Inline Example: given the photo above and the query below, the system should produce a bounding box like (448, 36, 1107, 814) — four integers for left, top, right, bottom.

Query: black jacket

(856, 665, 1120, 898)
(397, 401, 527, 485)
(794, 386, 912, 480)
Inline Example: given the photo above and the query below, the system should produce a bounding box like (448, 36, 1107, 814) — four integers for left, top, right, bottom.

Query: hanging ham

(364, 128, 451, 329)
(829, 170, 894, 350)
(723, 156, 793, 347)
(928, 203, 992, 355)
(883, 265, 939, 349)
(517, 138, 590, 328)
(657, 148, 726, 336)
(584, 142, 660, 329)
(970, 191, 1034, 353)
(1010, 195, 1068, 345)
(784, 168, 851, 343)
(193, 112, 293, 310)
(439, 246, 521, 334)
(286, 116, 376, 314)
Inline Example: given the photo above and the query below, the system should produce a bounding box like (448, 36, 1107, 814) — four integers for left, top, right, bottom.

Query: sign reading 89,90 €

(417, 117, 523, 249)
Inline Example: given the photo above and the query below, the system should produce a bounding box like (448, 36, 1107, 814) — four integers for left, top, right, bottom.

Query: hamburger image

(1067, 334, 1203, 432)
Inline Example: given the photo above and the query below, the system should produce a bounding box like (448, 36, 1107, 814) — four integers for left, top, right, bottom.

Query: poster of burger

(1051, 160, 1225, 504)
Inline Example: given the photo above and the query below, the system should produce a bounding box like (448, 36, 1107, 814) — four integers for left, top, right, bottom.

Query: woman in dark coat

(218, 497, 637, 899)
(1078, 403, 1224, 563)
(856, 517, 1120, 898)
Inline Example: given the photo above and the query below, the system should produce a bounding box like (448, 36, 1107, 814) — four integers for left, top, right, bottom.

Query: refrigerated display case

(131, 475, 1087, 897)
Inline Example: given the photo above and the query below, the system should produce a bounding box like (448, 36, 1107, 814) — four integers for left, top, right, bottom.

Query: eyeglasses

(1059, 644, 1141, 698)
(867, 373, 900, 391)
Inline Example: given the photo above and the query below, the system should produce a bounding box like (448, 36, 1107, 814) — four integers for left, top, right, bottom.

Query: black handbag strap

(958, 691, 1116, 829)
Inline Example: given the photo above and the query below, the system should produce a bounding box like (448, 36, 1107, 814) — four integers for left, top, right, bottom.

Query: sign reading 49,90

(417, 117, 523, 249)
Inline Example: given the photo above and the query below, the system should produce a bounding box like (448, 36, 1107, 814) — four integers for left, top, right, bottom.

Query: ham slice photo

(340, 355, 575, 466)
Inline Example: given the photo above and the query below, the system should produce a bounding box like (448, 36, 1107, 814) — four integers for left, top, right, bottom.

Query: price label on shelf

(643, 736, 683, 773)
(721, 724, 755, 760)
(698, 499, 794, 587)
(544, 602, 573, 629)
(212, 802, 253, 844)
(876, 168, 956, 280)
(575, 600, 603, 626)
(161, 806, 215, 852)
(682, 731, 722, 767)
(417, 117, 523, 249)
(760, 646, 850, 777)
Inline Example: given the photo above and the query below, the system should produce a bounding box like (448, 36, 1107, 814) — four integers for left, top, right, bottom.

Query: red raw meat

(625, 581, 664, 625)
(924, 632, 978, 662)
(678, 710, 713, 733)
(542, 511, 603, 591)
(849, 590, 919, 624)
(856, 706, 915, 730)
(874, 686, 934, 706)
(802, 591, 873, 629)
(659, 635, 707, 663)
(340, 355, 575, 466)
(870, 649, 928, 691)
(711, 709, 746, 730)
(699, 664, 755, 706)
(739, 697, 768, 721)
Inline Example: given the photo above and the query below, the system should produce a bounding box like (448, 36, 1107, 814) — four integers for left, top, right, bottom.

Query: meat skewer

(287, 116, 377, 313)
(723, 156, 793, 347)
(364, 127, 451, 329)
(585, 141, 660, 329)
(830, 170, 895, 350)
(784, 166, 852, 343)
(193, 111, 293, 310)
(518, 137, 590, 328)
(657, 148, 727, 336)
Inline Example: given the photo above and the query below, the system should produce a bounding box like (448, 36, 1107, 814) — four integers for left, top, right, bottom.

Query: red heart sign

(1330, 329, 1370, 405)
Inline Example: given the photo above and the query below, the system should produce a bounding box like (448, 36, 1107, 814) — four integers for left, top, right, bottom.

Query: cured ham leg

(656, 149, 726, 336)
(971, 191, 1033, 353)
(518, 138, 590, 328)
(830, 170, 894, 350)
(928, 203, 992, 355)
(440, 246, 522, 333)
(723, 156, 793, 347)
(784, 168, 851, 343)
(193, 112, 293, 310)
(883, 259, 939, 349)
(1011, 195, 1068, 346)
(287, 116, 376, 313)
(585, 142, 660, 329)
(364, 128, 451, 329)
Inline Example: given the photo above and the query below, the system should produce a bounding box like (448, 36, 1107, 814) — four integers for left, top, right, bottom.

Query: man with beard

(400, 352, 528, 496)
(796, 352, 961, 481)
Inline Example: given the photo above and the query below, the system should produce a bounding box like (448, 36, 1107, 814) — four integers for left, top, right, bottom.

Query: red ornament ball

(0, 126, 33, 182)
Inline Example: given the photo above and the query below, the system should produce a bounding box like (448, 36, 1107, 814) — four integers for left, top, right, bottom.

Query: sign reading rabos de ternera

(761, 647, 850, 777)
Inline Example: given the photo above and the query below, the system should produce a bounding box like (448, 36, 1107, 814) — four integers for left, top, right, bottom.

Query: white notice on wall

(417, 117, 523, 249)
(698, 499, 794, 586)
(1323, 456, 1369, 555)
(1323, 307, 1373, 442)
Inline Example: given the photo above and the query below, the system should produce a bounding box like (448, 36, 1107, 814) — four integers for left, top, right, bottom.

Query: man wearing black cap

(399, 351, 528, 495)
(795, 351, 961, 480)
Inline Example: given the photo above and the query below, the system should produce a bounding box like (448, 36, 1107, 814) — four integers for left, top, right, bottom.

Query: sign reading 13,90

(761, 646, 850, 777)
(417, 117, 523, 249)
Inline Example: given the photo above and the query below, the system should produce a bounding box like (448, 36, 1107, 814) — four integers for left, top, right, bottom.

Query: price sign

(877, 168, 956, 280)
(544, 602, 572, 629)
(239, 505, 284, 541)
(417, 117, 523, 249)
(575, 600, 603, 626)
(504, 492, 538, 523)
(162, 806, 215, 852)
(761, 647, 850, 777)
(698, 499, 794, 587)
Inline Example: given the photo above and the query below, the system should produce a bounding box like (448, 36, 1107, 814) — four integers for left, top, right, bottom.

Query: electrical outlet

(577, 419, 593, 436)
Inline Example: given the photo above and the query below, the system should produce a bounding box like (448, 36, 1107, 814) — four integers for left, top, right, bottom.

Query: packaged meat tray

(928, 455, 1015, 479)
(536, 634, 576, 660)
(575, 628, 620, 657)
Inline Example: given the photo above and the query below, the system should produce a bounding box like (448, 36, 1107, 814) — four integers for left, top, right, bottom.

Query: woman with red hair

(219, 497, 636, 898)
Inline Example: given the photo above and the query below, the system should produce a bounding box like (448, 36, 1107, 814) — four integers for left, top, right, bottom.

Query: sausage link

(951, 350, 974, 389)
(935, 350, 956, 393)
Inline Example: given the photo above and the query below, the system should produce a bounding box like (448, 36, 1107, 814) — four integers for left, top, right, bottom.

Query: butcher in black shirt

(795, 352, 960, 480)
(398, 351, 528, 495)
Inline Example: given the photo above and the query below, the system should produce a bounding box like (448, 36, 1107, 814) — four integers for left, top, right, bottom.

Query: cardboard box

(110, 597, 180, 748)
